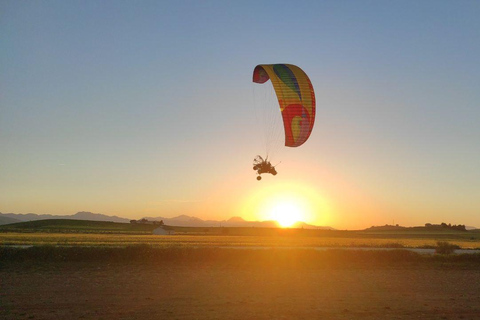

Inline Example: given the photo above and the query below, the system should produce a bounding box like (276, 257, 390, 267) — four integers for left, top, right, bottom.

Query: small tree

(435, 241, 459, 255)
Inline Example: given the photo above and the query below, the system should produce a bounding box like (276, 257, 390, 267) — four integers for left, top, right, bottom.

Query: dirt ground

(2, 261, 480, 320)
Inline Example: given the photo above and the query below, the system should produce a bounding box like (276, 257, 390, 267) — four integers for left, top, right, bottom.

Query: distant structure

(425, 223, 466, 231)
(153, 226, 175, 235)
(367, 224, 404, 231)
(130, 218, 163, 225)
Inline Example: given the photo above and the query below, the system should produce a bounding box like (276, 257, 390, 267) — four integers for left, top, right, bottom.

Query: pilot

(253, 156, 277, 180)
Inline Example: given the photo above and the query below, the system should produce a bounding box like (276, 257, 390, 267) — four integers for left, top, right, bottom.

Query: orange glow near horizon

(264, 200, 305, 227)
(241, 181, 332, 227)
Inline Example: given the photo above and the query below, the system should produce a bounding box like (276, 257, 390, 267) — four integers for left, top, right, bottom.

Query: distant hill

(0, 219, 337, 237)
(0, 211, 129, 224)
(292, 221, 334, 230)
(1, 212, 334, 229)
(365, 225, 407, 231)
(365, 224, 479, 233)
(141, 214, 278, 228)
(141, 214, 334, 230)
(0, 219, 158, 233)
(0, 215, 21, 225)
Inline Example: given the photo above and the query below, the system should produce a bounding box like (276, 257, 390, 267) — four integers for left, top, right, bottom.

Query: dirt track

(2, 261, 480, 320)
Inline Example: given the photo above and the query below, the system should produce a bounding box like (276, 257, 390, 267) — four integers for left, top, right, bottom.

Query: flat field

(2, 247, 480, 320)
(2, 222, 480, 319)
(2, 232, 480, 249)
(2, 219, 479, 249)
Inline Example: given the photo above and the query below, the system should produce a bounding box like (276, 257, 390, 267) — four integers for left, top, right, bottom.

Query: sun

(268, 201, 303, 227)
(240, 180, 332, 228)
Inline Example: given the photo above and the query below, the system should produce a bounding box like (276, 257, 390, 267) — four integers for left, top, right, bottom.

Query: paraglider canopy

(253, 64, 315, 147)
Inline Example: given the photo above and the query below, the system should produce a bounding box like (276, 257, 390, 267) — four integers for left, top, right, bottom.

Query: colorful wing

(253, 64, 315, 147)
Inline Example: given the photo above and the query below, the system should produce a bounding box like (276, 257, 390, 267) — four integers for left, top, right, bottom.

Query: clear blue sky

(1, 0, 479, 229)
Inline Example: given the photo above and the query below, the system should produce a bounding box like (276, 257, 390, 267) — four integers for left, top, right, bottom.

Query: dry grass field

(2, 232, 480, 249)
(2, 247, 480, 320)
(2, 225, 480, 319)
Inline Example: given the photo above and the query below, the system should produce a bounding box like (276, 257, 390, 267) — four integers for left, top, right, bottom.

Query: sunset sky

(1, 1, 479, 229)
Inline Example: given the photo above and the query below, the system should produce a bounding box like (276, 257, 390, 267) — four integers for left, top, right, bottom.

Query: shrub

(435, 241, 460, 255)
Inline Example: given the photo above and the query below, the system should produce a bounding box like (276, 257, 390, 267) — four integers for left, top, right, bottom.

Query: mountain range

(0, 211, 129, 224)
(0, 211, 334, 229)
